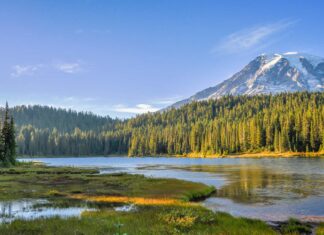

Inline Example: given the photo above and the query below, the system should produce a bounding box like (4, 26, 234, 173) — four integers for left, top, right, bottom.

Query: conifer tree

(0, 103, 16, 165)
(9, 117, 16, 164)
(0, 122, 4, 163)
(5, 92, 324, 157)
(2, 102, 11, 164)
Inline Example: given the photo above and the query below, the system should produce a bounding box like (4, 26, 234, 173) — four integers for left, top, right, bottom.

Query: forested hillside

(5, 105, 116, 132)
(9, 92, 324, 156)
(0, 105, 123, 155)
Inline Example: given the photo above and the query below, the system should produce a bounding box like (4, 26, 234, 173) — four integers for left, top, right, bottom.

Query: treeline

(127, 92, 324, 155)
(0, 103, 16, 165)
(6, 105, 116, 133)
(17, 126, 129, 156)
(13, 92, 324, 156)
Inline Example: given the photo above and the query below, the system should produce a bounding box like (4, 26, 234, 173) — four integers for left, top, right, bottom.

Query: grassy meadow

(0, 162, 319, 234)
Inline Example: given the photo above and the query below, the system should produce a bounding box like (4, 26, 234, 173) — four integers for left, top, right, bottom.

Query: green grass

(0, 162, 214, 201)
(0, 206, 277, 235)
(0, 162, 283, 234)
(279, 218, 313, 235)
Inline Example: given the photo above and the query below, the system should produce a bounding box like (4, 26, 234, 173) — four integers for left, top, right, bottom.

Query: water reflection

(114, 204, 136, 212)
(0, 199, 95, 223)
(168, 164, 324, 204)
(19, 156, 324, 221)
(203, 196, 324, 222)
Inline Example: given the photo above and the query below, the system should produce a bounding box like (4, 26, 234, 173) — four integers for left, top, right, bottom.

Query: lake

(20, 156, 324, 222)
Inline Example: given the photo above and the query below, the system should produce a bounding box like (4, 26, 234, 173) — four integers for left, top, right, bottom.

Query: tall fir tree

(2, 102, 11, 164)
(0, 102, 16, 165)
(9, 117, 16, 164)
(0, 122, 4, 162)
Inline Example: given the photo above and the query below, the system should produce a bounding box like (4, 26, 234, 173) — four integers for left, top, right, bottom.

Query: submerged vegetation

(12, 92, 324, 157)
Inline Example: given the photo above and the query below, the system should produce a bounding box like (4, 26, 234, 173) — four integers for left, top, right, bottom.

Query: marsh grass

(0, 162, 296, 235)
(317, 223, 324, 235)
(279, 218, 313, 235)
(0, 205, 277, 235)
(0, 163, 214, 202)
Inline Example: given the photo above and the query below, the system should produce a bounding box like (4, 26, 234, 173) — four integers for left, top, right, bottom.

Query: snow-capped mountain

(170, 52, 324, 108)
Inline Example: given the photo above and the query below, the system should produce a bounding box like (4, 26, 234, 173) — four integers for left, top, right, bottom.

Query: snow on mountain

(170, 52, 324, 108)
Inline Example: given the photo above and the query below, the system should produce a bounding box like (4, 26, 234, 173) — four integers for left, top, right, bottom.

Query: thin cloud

(54, 62, 82, 74)
(112, 97, 182, 115)
(10, 60, 84, 77)
(212, 19, 298, 54)
(113, 104, 159, 114)
(61, 96, 96, 103)
(11, 64, 43, 77)
(153, 96, 183, 105)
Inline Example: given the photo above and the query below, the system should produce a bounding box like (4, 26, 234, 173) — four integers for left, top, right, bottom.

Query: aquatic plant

(280, 218, 312, 234)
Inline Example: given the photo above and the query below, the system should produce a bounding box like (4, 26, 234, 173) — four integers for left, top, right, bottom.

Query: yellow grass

(317, 226, 324, 235)
(70, 194, 193, 206)
(170, 151, 324, 158)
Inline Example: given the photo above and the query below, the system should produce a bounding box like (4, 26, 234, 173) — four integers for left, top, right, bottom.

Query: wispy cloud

(62, 96, 96, 103)
(111, 96, 181, 115)
(153, 96, 183, 105)
(212, 19, 298, 54)
(10, 60, 84, 77)
(54, 62, 82, 74)
(10, 64, 43, 77)
(113, 104, 159, 114)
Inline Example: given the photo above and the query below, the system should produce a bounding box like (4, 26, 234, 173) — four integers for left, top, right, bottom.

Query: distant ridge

(170, 52, 324, 108)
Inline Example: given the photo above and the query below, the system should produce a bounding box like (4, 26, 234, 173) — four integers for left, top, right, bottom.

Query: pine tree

(0, 122, 4, 163)
(8, 117, 16, 164)
(0, 103, 16, 166)
(0, 103, 16, 165)
(2, 102, 11, 164)
(7, 92, 324, 157)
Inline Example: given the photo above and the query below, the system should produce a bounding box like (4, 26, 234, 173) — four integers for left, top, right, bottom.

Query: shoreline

(17, 151, 324, 159)
(1, 162, 322, 234)
(175, 151, 324, 158)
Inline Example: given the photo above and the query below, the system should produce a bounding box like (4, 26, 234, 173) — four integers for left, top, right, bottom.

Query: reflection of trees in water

(0, 202, 13, 218)
(179, 165, 324, 204)
(216, 166, 285, 203)
(0, 201, 32, 220)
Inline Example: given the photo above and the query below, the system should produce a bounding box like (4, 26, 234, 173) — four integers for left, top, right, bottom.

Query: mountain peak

(170, 52, 324, 108)
(260, 52, 323, 67)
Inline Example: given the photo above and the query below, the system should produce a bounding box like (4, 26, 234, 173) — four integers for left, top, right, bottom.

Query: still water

(21, 156, 324, 222)
(0, 199, 95, 223)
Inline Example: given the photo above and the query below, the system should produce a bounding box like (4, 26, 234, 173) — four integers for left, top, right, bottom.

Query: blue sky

(0, 0, 323, 118)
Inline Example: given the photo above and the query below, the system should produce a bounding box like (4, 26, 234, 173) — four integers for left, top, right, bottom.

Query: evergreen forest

(8, 92, 324, 156)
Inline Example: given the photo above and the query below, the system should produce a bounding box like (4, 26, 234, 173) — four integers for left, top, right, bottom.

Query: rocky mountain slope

(171, 52, 324, 108)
